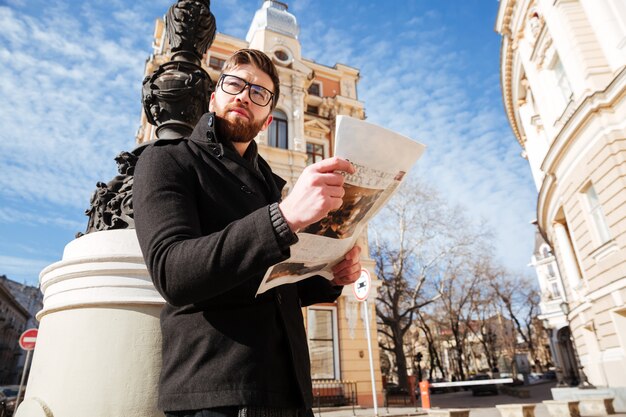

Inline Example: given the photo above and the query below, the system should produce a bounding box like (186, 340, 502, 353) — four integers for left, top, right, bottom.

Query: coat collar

(188, 112, 283, 201)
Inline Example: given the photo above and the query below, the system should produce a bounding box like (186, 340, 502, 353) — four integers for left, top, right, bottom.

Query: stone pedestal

(496, 404, 537, 417)
(543, 400, 581, 417)
(552, 387, 626, 413)
(15, 229, 165, 417)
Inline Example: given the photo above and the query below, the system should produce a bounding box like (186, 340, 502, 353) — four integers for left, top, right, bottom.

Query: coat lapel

(187, 113, 278, 202)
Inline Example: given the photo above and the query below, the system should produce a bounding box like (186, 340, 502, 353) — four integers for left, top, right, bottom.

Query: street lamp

(415, 352, 423, 382)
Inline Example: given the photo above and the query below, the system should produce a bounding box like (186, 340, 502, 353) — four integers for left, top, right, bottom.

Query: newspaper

(256, 115, 426, 295)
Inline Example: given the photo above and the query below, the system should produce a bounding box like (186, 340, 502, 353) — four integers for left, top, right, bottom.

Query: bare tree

(466, 260, 506, 374)
(490, 270, 542, 374)
(434, 256, 486, 380)
(370, 181, 458, 389)
(415, 310, 447, 380)
(370, 180, 488, 388)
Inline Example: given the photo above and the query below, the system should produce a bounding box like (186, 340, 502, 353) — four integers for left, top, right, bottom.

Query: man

(134, 49, 362, 417)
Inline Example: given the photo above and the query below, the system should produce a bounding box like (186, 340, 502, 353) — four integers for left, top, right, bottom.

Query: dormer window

(275, 50, 289, 61)
(272, 48, 293, 66)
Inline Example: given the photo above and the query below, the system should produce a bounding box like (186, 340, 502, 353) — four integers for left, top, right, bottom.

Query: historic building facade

(529, 232, 579, 385)
(0, 275, 40, 384)
(496, 0, 626, 392)
(136, 1, 381, 406)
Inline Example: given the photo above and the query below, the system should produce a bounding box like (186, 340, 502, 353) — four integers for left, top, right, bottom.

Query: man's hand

(279, 157, 355, 232)
(330, 246, 361, 286)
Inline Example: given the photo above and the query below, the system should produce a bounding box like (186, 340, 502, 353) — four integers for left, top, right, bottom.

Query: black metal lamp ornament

(142, 0, 216, 139)
(80, 0, 217, 236)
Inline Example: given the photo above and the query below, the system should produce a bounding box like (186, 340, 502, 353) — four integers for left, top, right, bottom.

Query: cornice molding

(499, 0, 525, 147)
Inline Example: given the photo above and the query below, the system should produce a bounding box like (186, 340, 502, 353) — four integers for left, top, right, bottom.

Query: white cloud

(217, 0, 255, 39)
(0, 3, 145, 215)
(0, 0, 538, 279)
(0, 255, 51, 286)
(0, 206, 85, 231)
(298, 8, 537, 275)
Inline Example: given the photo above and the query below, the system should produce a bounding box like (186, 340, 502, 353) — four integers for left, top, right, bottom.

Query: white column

(15, 229, 165, 417)
(291, 74, 306, 153)
(542, 0, 611, 95)
(578, 0, 626, 71)
(552, 222, 582, 296)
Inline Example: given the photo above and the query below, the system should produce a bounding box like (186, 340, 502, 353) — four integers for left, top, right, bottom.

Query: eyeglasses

(218, 74, 274, 107)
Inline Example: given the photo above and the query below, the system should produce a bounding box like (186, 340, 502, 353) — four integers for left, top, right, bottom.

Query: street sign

(19, 328, 38, 351)
(353, 269, 371, 301)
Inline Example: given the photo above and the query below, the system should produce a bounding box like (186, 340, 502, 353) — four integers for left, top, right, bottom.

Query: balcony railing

(312, 379, 357, 414)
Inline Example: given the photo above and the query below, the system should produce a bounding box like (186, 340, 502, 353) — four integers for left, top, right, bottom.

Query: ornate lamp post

(82, 0, 216, 236)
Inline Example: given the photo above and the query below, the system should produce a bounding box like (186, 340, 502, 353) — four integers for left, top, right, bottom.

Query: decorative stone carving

(529, 12, 542, 40)
(342, 80, 354, 99)
(319, 97, 336, 118)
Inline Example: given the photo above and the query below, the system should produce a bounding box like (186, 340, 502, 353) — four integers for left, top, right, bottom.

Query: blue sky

(0, 0, 538, 287)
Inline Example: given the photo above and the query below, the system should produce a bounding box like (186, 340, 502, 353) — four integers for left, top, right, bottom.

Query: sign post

(16, 328, 38, 414)
(353, 269, 377, 416)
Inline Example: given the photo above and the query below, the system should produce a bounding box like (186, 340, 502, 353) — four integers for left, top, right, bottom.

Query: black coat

(133, 113, 342, 412)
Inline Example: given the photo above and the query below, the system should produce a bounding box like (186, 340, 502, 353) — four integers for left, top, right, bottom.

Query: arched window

(268, 110, 288, 149)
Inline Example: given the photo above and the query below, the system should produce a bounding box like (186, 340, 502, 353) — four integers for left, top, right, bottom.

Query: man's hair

(221, 49, 280, 110)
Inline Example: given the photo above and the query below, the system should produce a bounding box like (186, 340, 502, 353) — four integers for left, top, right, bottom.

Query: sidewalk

(316, 381, 557, 417)
(315, 404, 548, 417)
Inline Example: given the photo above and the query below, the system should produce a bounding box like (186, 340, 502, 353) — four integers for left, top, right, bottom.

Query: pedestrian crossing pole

(354, 269, 377, 416)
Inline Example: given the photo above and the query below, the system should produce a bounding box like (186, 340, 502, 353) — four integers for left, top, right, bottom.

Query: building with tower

(137, 0, 381, 406)
(496, 0, 626, 401)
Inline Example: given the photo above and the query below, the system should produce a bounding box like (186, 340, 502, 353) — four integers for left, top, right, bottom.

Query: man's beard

(215, 107, 267, 144)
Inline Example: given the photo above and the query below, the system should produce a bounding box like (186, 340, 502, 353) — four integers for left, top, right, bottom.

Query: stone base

(496, 404, 537, 417)
(15, 230, 165, 417)
(543, 400, 581, 417)
(552, 387, 626, 413)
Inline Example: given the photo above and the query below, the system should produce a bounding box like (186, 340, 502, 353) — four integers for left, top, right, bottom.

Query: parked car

(0, 386, 22, 416)
(469, 374, 499, 396)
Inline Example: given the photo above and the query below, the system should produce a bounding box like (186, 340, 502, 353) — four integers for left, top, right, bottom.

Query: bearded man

(133, 49, 361, 417)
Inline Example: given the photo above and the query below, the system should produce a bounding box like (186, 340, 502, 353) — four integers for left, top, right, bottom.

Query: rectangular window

(584, 184, 611, 244)
(553, 56, 572, 104)
(268, 113, 288, 149)
(209, 56, 225, 70)
(550, 281, 561, 298)
(308, 82, 321, 97)
(306, 142, 324, 165)
(308, 308, 338, 379)
(306, 105, 319, 115)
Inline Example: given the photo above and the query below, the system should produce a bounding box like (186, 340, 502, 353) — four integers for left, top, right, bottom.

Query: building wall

(0, 278, 30, 384)
(497, 0, 626, 387)
(136, 1, 381, 406)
